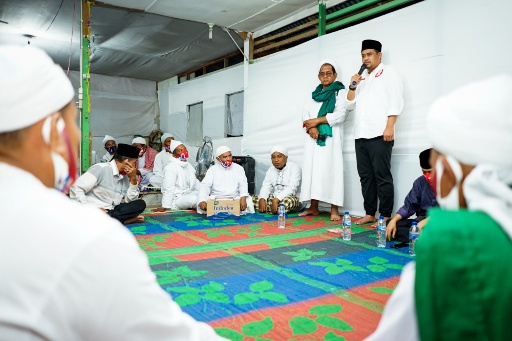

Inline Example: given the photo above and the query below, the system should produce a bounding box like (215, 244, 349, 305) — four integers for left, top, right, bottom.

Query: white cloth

(197, 162, 254, 214)
(161, 133, 173, 143)
(365, 262, 418, 341)
(0, 163, 227, 341)
(69, 160, 139, 210)
(215, 146, 230, 157)
(102, 135, 115, 145)
(259, 161, 301, 201)
(346, 63, 404, 139)
(426, 74, 512, 239)
(300, 91, 348, 207)
(170, 140, 183, 154)
(98, 150, 112, 163)
(270, 145, 288, 156)
(151, 150, 173, 187)
(0, 46, 74, 133)
(162, 157, 200, 210)
(132, 136, 146, 145)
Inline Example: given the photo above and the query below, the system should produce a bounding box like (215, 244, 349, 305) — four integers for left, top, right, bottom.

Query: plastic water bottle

(342, 212, 351, 241)
(409, 221, 420, 256)
(278, 204, 286, 229)
(377, 216, 386, 248)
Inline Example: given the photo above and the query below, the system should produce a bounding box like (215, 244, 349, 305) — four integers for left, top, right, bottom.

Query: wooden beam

(236, 31, 248, 40)
(255, 19, 318, 46)
(254, 29, 317, 55)
(93, 1, 145, 13)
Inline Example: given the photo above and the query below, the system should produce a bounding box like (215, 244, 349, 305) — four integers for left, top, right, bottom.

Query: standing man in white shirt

(197, 146, 255, 214)
(347, 40, 404, 224)
(0, 45, 227, 341)
(255, 145, 302, 214)
(161, 140, 200, 210)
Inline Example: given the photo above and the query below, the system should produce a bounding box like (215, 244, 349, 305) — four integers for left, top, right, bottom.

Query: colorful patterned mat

(127, 211, 412, 340)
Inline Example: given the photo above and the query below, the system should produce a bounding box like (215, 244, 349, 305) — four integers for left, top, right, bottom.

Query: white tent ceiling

(0, 0, 340, 81)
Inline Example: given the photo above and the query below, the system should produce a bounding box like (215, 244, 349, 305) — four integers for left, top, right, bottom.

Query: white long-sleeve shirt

(69, 160, 139, 209)
(259, 161, 301, 201)
(346, 63, 404, 139)
(198, 162, 249, 203)
(162, 157, 200, 209)
(153, 150, 173, 179)
(0, 162, 227, 341)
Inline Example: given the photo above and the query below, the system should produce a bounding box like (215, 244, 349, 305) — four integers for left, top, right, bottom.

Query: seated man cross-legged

(197, 146, 255, 214)
(161, 140, 200, 210)
(132, 136, 158, 187)
(253, 145, 302, 214)
(70, 143, 146, 225)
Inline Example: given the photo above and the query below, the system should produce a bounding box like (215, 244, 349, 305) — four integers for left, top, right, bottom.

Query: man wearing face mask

(0, 46, 227, 341)
(197, 146, 255, 214)
(98, 134, 117, 163)
(160, 140, 200, 210)
(70, 143, 146, 225)
(366, 75, 512, 341)
(385, 148, 438, 247)
(150, 132, 174, 188)
(132, 136, 158, 187)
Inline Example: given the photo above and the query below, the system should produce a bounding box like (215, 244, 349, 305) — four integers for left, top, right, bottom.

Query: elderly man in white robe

(161, 140, 200, 210)
(253, 145, 302, 214)
(150, 132, 174, 188)
(299, 59, 349, 221)
(97, 134, 116, 164)
(0, 45, 227, 341)
(366, 75, 512, 340)
(197, 146, 255, 214)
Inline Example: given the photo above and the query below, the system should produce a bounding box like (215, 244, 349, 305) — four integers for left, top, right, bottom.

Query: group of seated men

(82, 133, 438, 248)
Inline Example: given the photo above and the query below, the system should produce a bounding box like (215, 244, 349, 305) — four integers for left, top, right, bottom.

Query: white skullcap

(216, 145, 231, 157)
(426, 74, 512, 167)
(132, 137, 146, 145)
(0, 46, 74, 134)
(319, 59, 339, 75)
(102, 135, 116, 145)
(170, 140, 183, 153)
(270, 145, 288, 156)
(161, 133, 173, 143)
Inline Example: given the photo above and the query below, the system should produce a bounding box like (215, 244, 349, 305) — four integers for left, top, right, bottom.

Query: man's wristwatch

(349, 86, 357, 91)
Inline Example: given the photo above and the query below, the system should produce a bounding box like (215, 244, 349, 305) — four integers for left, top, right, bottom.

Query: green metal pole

(318, 0, 326, 36)
(80, 0, 91, 173)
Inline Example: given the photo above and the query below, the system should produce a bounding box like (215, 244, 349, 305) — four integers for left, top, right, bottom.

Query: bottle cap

(344, 211, 349, 214)
(379, 215, 384, 219)
(412, 221, 418, 225)
(279, 203, 284, 206)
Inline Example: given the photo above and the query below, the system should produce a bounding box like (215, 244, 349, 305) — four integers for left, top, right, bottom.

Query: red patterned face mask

(221, 160, 232, 168)
(179, 150, 189, 161)
(425, 173, 434, 191)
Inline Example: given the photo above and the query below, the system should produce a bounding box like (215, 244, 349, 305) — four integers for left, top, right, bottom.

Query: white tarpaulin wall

(242, 0, 512, 216)
(69, 71, 159, 162)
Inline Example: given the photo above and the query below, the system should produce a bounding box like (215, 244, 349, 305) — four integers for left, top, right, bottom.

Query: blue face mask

(106, 146, 117, 154)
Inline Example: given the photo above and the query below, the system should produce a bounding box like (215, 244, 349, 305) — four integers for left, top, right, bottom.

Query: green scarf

(311, 80, 345, 146)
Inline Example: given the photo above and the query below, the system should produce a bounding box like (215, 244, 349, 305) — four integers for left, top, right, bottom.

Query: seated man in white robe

(150, 132, 174, 188)
(97, 134, 116, 164)
(161, 140, 200, 210)
(197, 146, 255, 214)
(253, 145, 302, 214)
(132, 136, 158, 187)
(70, 143, 146, 225)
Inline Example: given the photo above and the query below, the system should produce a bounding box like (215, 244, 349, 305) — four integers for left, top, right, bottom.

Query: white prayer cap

(319, 59, 339, 74)
(216, 145, 231, 157)
(170, 140, 183, 153)
(132, 137, 146, 145)
(161, 133, 173, 143)
(270, 145, 288, 156)
(102, 135, 116, 145)
(427, 74, 512, 167)
(0, 45, 74, 134)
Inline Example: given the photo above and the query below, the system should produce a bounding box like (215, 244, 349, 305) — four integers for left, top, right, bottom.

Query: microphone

(352, 64, 367, 86)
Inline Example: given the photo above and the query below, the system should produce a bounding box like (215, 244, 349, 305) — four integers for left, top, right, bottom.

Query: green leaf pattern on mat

(155, 265, 208, 285)
(202, 227, 236, 238)
(310, 256, 403, 275)
(234, 280, 289, 305)
(130, 225, 147, 235)
(283, 248, 327, 262)
(289, 304, 352, 338)
(137, 235, 168, 249)
(236, 225, 263, 237)
(167, 280, 229, 306)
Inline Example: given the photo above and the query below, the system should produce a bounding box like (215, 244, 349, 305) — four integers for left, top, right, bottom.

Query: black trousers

(355, 136, 394, 217)
(386, 218, 416, 243)
(108, 199, 146, 224)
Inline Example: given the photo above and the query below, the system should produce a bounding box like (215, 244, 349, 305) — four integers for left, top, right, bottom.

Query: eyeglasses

(318, 72, 334, 77)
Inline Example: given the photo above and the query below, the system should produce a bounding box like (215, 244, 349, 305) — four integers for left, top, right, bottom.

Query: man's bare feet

(124, 215, 145, 225)
(330, 206, 341, 221)
(354, 214, 376, 225)
(298, 208, 320, 217)
(151, 207, 167, 213)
